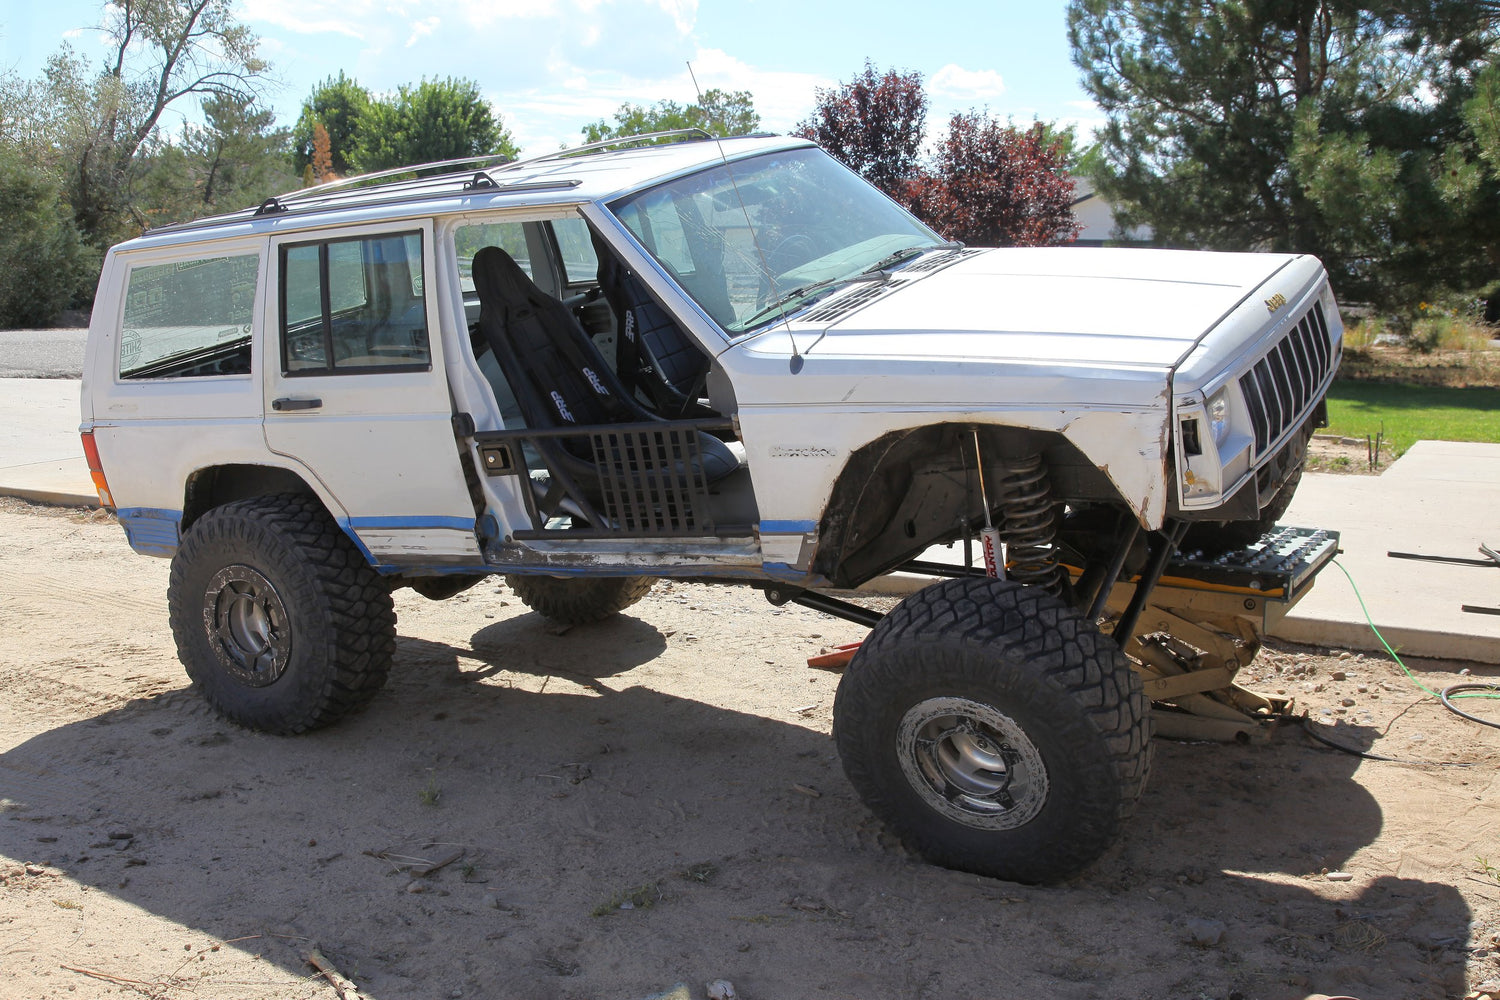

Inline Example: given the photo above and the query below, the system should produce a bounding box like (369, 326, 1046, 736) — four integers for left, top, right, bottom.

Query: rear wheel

(167, 495, 396, 734)
(833, 577, 1151, 884)
(505, 575, 654, 625)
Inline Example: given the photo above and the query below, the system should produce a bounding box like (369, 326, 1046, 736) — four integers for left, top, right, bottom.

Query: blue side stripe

(759, 519, 817, 534)
(344, 515, 477, 531)
(117, 508, 183, 556)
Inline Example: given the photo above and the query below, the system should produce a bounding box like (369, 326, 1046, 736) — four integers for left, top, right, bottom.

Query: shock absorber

(994, 454, 1066, 596)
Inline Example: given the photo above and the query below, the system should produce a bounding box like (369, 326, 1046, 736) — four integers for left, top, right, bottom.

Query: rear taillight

(80, 431, 115, 508)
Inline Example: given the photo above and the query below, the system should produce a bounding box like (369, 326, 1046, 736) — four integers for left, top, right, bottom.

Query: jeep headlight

(1207, 388, 1231, 446)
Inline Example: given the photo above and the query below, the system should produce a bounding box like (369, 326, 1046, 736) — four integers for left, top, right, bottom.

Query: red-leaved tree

(794, 60, 927, 198)
(905, 114, 1080, 247)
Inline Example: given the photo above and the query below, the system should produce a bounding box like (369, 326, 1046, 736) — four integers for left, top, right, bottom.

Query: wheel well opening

(812, 423, 1121, 589)
(182, 465, 320, 532)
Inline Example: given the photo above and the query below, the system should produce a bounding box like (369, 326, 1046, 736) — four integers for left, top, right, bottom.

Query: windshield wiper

(862, 241, 964, 275)
(742, 271, 888, 330)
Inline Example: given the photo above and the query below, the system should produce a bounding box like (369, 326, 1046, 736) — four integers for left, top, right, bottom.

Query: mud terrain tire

(833, 577, 1151, 884)
(167, 494, 396, 734)
(505, 575, 654, 625)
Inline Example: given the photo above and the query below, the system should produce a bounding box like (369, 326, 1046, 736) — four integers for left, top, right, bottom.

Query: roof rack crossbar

(278, 152, 517, 205)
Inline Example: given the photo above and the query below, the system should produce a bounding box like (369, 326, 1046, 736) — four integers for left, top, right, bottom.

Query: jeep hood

(786, 247, 1298, 370)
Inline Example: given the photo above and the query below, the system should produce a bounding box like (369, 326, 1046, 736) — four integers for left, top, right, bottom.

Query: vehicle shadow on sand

(0, 612, 1475, 1000)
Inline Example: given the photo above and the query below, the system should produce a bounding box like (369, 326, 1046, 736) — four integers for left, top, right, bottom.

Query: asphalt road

(0, 328, 88, 378)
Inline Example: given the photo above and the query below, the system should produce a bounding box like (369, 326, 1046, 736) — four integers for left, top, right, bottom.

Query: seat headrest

(472, 246, 537, 310)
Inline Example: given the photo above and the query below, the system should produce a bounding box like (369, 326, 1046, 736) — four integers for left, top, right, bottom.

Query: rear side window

(455, 221, 532, 293)
(119, 254, 259, 379)
(280, 231, 431, 375)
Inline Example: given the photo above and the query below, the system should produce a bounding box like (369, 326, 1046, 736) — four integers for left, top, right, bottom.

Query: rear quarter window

(119, 254, 259, 379)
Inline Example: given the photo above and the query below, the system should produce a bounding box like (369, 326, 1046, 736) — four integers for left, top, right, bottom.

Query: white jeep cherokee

(81, 131, 1342, 883)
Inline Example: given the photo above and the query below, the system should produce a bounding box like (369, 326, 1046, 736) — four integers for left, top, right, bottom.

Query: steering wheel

(766, 233, 815, 275)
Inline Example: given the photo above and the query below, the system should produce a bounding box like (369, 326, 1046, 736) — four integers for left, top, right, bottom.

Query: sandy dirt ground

(3, 497, 1500, 1000)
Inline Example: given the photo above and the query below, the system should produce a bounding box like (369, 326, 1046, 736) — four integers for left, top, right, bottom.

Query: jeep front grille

(1238, 301, 1335, 455)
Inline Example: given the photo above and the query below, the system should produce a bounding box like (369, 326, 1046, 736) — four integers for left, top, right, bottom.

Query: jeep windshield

(609, 147, 946, 336)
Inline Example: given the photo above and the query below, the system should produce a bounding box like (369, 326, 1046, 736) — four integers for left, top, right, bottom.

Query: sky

(0, 0, 1101, 156)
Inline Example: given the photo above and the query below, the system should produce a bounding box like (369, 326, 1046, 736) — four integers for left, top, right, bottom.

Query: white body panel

(260, 222, 480, 564)
(82, 243, 272, 551)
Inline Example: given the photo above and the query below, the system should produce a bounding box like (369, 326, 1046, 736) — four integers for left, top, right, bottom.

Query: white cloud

(450, 0, 572, 30)
(405, 16, 439, 48)
(239, 0, 375, 39)
(492, 47, 828, 156)
(929, 64, 1006, 101)
(653, 0, 699, 35)
(684, 47, 828, 132)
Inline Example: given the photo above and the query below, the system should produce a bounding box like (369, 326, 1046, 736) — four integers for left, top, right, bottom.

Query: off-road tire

(833, 577, 1151, 884)
(167, 494, 396, 734)
(505, 575, 654, 625)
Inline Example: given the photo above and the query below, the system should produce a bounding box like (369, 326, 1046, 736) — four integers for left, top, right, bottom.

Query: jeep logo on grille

(1265, 292, 1287, 313)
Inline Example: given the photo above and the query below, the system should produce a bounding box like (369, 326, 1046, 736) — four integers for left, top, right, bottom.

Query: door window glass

(280, 231, 430, 375)
(552, 216, 599, 286)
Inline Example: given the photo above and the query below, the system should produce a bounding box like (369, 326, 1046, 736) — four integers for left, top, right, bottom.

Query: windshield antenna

(687, 61, 804, 372)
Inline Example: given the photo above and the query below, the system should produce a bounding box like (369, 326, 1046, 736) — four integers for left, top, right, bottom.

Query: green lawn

(1322, 381, 1500, 455)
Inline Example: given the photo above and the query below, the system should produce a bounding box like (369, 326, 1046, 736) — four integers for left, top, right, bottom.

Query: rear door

(262, 220, 482, 568)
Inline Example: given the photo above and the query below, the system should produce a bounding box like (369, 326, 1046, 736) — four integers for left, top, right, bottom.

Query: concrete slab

(1273, 440, 1500, 663)
(0, 378, 96, 507)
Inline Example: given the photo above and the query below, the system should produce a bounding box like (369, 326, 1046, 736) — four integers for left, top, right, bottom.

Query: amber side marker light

(80, 431, 114, 508)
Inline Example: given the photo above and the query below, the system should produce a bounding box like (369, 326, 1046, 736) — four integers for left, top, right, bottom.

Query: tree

(35, 0, 271, 248)
(0, 148, 97, 327)
(582, 89, 760, 143)
(1465, 57, 1500, 169)
(794, 60, 927, 197)
(906, 115, 1080, 247)
(134, 94, 295, 227)
(291, 72, 370, 177)
(350, 77, 517, 173)
(1068, 0, 1500, 312)
(311, 123, 335, 184)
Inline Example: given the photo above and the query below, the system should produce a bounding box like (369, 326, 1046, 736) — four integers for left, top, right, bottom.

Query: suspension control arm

(763, 586, 886, 628)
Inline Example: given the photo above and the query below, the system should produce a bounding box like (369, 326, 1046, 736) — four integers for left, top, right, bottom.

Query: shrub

(0, 149, 98, 328)
(1408, 300, 1494, 353)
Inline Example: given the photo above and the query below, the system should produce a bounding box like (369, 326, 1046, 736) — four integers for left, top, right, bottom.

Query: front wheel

(167, 494, 396, 734)
(833, 577, 1151, 884)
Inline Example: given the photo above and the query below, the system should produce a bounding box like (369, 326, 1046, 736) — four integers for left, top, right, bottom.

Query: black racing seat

(591, 230, 714, 417)
(470, 246, 742, 515)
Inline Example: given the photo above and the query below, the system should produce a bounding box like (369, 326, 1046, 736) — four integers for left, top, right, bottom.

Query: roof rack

(143, 127, 724, 237)
(275, 151, 519, 205)
(265, 127, 713, 211)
